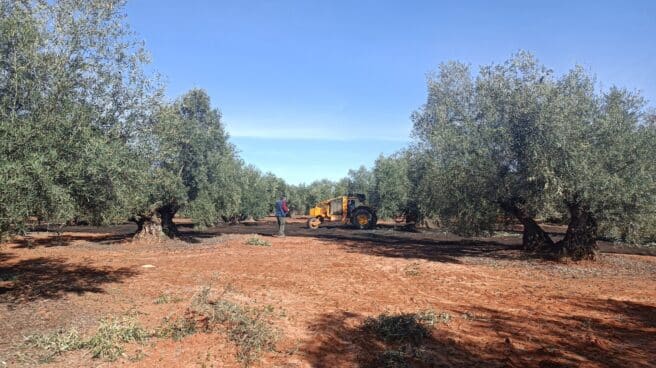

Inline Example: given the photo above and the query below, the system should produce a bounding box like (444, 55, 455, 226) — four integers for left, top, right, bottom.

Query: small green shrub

(364, 311, 442, 368)
(245, 236, 271, 247)
(213, 300, 278, 366)
(85, 317, 149, 361)
(363, 313, 431, 345)
(185, 286, 278, 367)
(24, 316, 149, 363)
(155, 316, 197, 341)
(24, 328, 84, 362)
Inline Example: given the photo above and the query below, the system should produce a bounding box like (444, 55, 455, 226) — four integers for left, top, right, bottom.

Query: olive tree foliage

(575, 91, 656, 244)
(632, 113, 656, 243)
(235, 165, 269, 220)
(370, 153, 412, 219)
(0, 0, 160, 238)
(289, 158, 413, 219)
(310, 179, 344, 205)
(411, 52, 656, 259)
(235, 165, 286, 220)
(133, 89, 241, 237)
(346, 166, 374, 199)
(285, 184, 310, 215)
(286, 179, 348, 215)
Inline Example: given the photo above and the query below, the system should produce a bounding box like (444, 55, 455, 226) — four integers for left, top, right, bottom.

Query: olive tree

(0, 0, 159, 238)
(133, 89, 240, 238)
(412, 52, 656, 260)
(546, 81, 656, 258)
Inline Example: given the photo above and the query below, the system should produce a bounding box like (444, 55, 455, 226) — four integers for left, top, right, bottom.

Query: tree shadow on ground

(176, 225, 225, 244)
(0, 253, 14, 263)
(449, 298, 655, 368)
(0, 256, 138, 306)
(10, 220, 654, 260)
(8, 223, 138, 248)
(302, 298, 655, 367)
(173, 221, 656, 257)
(9, 233, 136, 248)
(310, 232, 526, 264)
(186, 222, 529, 263)
(8, 223, 214, 247)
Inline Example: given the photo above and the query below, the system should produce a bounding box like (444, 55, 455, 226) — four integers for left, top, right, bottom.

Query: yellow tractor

(307, 194, 377, 230)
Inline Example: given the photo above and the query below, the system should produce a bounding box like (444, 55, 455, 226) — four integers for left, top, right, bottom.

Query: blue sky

(125, 0, 656, 184)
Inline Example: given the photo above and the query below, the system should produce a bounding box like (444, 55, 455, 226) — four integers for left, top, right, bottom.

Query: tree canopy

(131, 89, 243, 237)
(410, 52, 656, 259)
(1, 0, 159, 237)
(371, 153, 412, 220)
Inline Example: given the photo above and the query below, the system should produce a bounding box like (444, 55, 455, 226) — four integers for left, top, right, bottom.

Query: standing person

(274, 195, 289, 237)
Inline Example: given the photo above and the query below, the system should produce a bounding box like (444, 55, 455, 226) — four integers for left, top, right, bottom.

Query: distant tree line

(285, 157, 414, 222)
(1, 1, 654, 260)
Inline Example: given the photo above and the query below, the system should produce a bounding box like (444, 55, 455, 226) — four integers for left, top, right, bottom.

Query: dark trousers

(276, 216, 286, 235)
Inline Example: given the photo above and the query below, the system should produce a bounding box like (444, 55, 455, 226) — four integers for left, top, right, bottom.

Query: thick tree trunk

(132, 204, 180, 241)
(133, 215, 164, 241)
(557, 203, 598, 260)
(158, 205, 179, 238)
(500, 200, 555, 253)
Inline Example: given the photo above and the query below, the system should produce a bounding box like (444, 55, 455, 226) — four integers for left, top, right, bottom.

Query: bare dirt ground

(1, 218, 655, 367)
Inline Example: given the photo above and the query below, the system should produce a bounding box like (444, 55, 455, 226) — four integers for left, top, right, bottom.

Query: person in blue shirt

(274, 195, 289, 237)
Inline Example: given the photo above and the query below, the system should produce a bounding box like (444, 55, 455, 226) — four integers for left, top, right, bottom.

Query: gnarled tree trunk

(500, 200, 555, 253)
(133, 214, 164, 241)
(132, 204, 180, 241)
(557, 202, 598, 260)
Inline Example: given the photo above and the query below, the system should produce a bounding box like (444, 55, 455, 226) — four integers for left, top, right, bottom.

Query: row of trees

(283, 156, 412, 221)
(0, 0, 287, 240)
(283, 161, 408, 220)
(2, 2, 653, 260)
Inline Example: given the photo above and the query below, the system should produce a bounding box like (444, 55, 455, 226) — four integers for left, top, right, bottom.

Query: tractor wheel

(351, 207, 377, 230)
(307, 217, 321, 229)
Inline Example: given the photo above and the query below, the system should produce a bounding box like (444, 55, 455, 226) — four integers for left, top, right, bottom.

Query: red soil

(1, 219, 654, 367)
